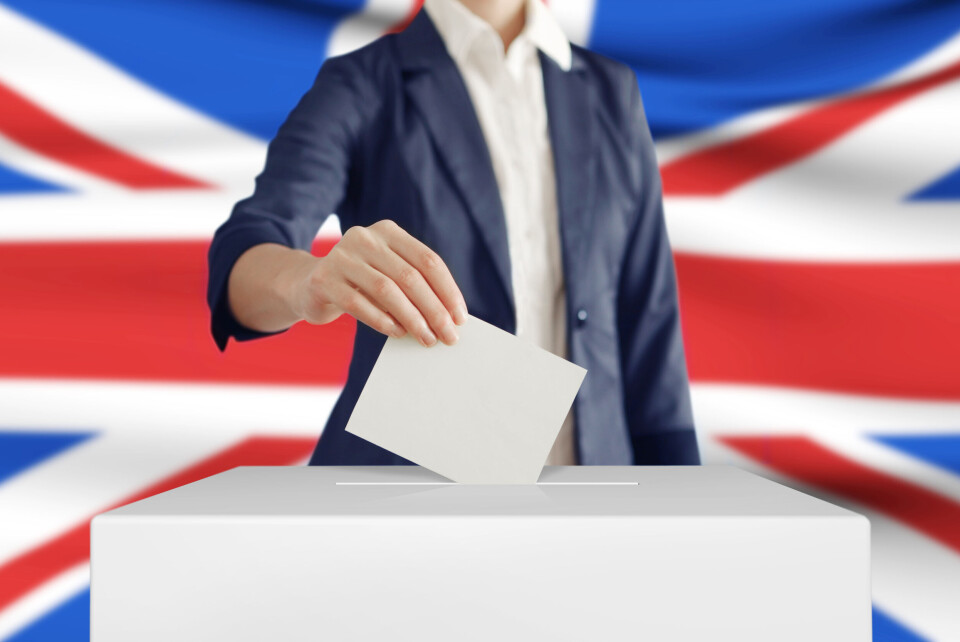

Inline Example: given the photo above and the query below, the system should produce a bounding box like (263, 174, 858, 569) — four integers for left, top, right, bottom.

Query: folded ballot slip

(345, 314, 586, 484)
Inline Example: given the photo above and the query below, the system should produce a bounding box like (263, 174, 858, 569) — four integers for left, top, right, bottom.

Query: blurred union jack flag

(1, 1, 959, 640)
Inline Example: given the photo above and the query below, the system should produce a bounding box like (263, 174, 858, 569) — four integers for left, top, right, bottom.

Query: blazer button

(576, 308, 588, 327)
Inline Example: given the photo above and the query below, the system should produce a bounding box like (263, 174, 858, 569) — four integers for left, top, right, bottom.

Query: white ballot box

(91, 465, 870, 641)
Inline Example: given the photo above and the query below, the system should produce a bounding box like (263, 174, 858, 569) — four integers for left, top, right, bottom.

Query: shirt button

(576, 308, 588, 327)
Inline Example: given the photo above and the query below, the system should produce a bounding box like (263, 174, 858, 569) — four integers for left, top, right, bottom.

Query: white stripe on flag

(0, 563, 89, 641)
(664, 197, 960, 260)
(0, 192, 342, 241)
(0, 4, 265, 190)
(691, 383, 960, 434)
(736, 76, 960, 205)
(327, 0, 414, 58)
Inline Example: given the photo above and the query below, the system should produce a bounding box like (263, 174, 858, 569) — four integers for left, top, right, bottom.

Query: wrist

(276, 249, 322, 324)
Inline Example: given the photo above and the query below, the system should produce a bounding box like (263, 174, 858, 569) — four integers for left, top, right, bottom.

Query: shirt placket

(490, 58, 527, 339)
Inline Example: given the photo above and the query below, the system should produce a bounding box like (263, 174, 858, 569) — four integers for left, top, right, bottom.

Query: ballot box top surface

(100, 465, 858, 519)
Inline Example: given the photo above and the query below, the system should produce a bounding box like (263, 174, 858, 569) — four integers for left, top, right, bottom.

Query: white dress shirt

(423, 0, 577, 465)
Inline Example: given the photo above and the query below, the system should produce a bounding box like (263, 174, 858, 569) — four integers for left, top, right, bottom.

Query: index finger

(381, 224, 468, 325)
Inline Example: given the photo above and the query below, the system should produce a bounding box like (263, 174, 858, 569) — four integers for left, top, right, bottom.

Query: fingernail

(390, 323, 406, 338)
(420, 326, 437, 347)
(453, 304, 468, 325)
(439, 321, 459, 345)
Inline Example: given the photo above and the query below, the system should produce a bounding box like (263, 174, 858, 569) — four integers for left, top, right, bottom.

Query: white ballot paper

(345, 315, 587, 484)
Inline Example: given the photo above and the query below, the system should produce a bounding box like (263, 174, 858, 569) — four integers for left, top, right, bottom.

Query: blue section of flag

(589, 0, 960, 138)
(872, 433, 960, 476)
(2, 0, 365, 141)
(0, 430, 93, 485)
(4, 589, 89, 642)
(873, 605, 929, 641)
(7, 0, 960, 142)
(0, 162, 66, 195)
(909, 164, 960, 201)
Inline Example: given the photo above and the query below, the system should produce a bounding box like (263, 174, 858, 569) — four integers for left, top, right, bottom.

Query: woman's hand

(292, 219, 468, 346)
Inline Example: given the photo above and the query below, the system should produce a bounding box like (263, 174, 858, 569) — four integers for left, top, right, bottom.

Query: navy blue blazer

(207, 9, 701, 466)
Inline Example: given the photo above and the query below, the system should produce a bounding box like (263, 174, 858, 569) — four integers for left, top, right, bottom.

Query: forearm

(226, 242, 318, 334)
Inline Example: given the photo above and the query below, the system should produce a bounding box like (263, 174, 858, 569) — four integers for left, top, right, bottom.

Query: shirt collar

(423, 0, 572, 72)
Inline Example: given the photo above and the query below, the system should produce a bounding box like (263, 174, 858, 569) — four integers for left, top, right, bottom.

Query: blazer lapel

(540, 50, 596, 301)
(395, 11, 515, 316)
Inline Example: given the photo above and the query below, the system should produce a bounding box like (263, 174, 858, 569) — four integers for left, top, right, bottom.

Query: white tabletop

(101, 465, 857, 518)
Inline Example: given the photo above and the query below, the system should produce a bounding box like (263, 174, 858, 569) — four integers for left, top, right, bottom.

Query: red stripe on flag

(0, 239, 353, 386)
(0, 435, 316, 614)
(720, 434, 960, 554)
(5, 241, 960, 398)
(0, 81, 209, 189)
(676, 253, 960, 399)
(385, 0, 424, 34)
(660, 60, 960, 196)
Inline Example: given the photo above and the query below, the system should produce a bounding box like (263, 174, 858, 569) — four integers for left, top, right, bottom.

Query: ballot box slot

(334, 482, 640, 486)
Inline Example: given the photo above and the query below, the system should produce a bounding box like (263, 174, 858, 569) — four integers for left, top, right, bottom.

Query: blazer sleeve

(616, 73, 701, 465)
(206, 55, 374, 352)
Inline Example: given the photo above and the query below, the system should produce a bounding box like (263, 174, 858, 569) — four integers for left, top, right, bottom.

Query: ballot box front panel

(90, 466, 871, 641)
